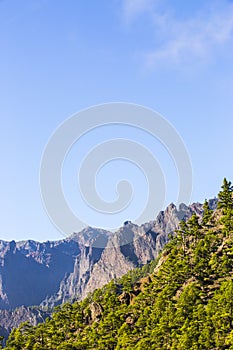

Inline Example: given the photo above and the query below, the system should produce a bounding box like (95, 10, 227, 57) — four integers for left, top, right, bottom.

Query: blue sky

(0, 0, 233, 242)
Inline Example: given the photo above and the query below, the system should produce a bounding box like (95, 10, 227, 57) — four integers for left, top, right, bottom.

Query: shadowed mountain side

(0, 240, 80, 309)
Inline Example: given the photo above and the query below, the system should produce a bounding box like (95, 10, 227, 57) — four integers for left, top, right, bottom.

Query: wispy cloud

(148, 6, 233, 68)
(122, 0, 155, 22)
(122, 0, 233, 68)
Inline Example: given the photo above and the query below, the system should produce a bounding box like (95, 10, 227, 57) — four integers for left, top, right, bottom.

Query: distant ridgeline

(2, 178, 233, 349)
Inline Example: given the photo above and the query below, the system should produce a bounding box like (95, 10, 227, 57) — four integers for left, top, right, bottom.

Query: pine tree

(218, 178, 233, 210)
(202, 200, 213, 227)
(217, 178, 233, 235)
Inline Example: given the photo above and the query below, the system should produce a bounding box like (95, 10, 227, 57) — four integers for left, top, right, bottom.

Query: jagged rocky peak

(70, 227, 112, 248)
(123, 220, 132, 226)
(166, 202, 177, 211)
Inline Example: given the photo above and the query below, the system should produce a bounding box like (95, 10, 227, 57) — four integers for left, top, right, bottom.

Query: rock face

(0, 306, 50, 341)
(0, 200, 217, 312)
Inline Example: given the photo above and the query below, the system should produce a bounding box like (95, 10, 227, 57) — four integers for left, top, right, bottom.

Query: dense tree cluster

(3, 179, 233, 349)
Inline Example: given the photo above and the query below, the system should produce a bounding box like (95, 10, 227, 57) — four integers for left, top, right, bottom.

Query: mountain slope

(3, 179, 233, 350)
(0, 201, 212, 310)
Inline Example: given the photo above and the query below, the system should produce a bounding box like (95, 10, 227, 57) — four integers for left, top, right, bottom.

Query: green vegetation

(4, 179, 233, 349)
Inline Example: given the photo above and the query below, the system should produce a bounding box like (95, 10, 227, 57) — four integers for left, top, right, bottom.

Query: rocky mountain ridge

(3, 189, 231, 349)
(0, 199, 217, 339)
(0, 199, 217, 311)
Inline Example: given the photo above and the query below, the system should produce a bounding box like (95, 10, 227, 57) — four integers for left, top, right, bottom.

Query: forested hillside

(3, 179, 233, 350)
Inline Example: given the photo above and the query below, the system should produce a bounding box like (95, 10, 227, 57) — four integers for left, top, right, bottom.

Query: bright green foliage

(218, 178, 233, 210)
(218, 178, 233, 235)
(0, 336, 4, 350)
(202, 200, 213, 227)
(4, 179, 233, 349)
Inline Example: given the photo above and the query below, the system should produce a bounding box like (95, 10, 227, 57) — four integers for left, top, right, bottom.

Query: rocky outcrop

(89, 302, 103, 322)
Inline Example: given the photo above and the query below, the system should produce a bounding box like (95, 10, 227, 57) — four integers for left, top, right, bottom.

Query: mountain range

(2, 181, 232, 350)
(0, 199, 217, 338)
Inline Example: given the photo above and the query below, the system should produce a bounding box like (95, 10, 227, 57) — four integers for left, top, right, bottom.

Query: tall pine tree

(218, 178, 233, 210)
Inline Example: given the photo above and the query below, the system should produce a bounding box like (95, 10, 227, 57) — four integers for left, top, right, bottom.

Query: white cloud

(122, 0, 233, 68)
(147, 5, 233, 68)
